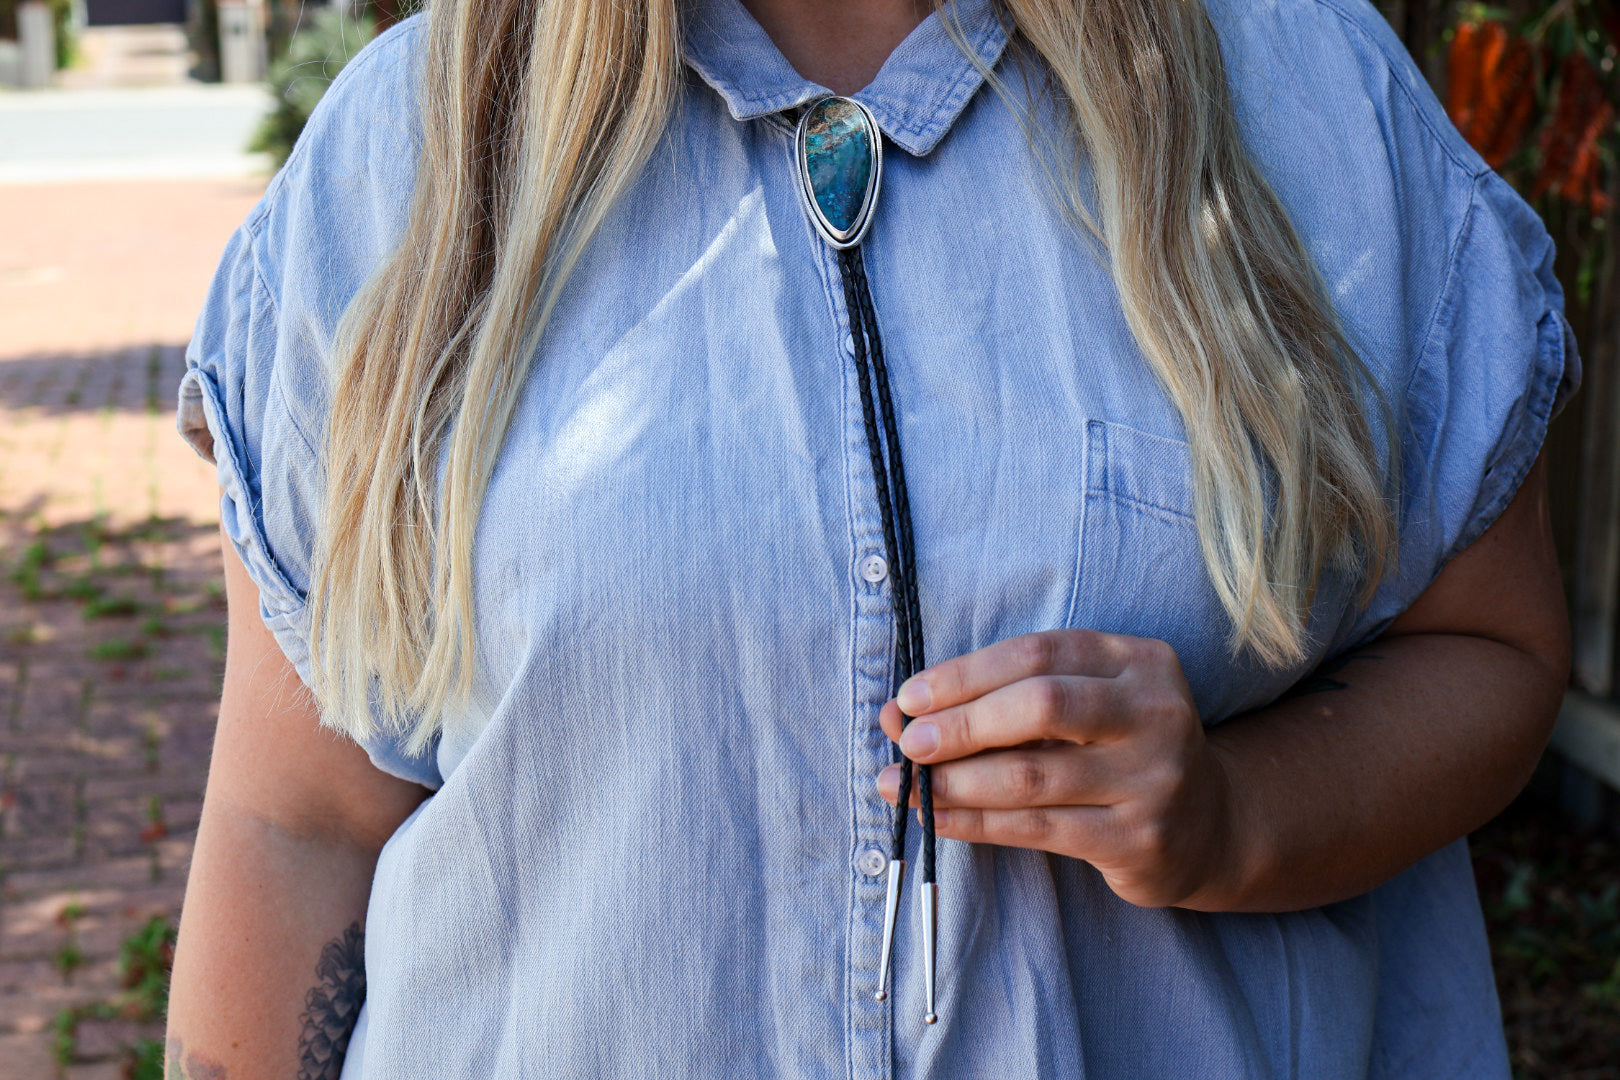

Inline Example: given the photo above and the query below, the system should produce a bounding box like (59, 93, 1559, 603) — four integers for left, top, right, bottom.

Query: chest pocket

(1068, 419, 1263, 719)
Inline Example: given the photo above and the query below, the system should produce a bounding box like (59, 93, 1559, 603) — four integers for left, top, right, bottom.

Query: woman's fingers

(929, 804, 1117, 855)
(876, 745, 1115, 809)
(894, 629, 1134, 716)
(888, 674, 1137, 763)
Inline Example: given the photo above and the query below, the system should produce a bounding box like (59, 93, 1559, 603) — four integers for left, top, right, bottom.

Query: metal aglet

(920, 880, 938, 1024)
(874, 859, 906, 1001)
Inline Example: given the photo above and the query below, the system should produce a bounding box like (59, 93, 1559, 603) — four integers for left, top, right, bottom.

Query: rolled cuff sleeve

(1335, 169, 1582, 653)
(176, 223, 443, 790)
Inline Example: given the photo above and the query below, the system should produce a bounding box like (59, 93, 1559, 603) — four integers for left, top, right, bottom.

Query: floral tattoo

(297, 921, 368, 1080)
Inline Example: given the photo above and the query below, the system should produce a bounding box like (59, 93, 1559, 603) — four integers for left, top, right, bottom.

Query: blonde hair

(309, 0, 1396, 750)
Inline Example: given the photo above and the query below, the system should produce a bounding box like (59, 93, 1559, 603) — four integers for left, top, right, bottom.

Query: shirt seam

(1399, 171, 1482, 406)
(1307, 0, 1485, 179)
(234, 226, 326, 469)
(238, 15, 426, 243)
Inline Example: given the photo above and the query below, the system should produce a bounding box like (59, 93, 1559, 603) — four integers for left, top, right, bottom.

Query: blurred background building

(0, 0, 1616, 1075)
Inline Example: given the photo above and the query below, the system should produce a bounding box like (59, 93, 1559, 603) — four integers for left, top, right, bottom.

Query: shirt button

(842, 332, 857, 356)
(859, 849, 888, 876)
(859, 554, 889, 583)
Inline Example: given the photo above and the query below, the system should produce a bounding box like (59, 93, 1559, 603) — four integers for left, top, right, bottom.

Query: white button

(842, 333, 857, 356)
(859, 849, 888, 876)
(859, 554, 889, 583)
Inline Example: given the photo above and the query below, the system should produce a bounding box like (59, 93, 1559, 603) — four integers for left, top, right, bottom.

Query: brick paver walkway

(0, 178, 266, 1078)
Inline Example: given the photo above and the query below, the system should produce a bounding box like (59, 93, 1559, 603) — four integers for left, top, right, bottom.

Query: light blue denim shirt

(178, 0, 1579, 1074)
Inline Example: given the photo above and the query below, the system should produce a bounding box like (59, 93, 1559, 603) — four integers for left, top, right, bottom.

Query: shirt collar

(680, 0, 1010, 156)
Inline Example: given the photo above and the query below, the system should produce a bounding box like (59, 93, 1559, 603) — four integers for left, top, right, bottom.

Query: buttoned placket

(785, 167, 908, 1078)
(748, 94, 924, 1072)
(738, 99, 912, 1075)
(684, 1, 1011, 1070)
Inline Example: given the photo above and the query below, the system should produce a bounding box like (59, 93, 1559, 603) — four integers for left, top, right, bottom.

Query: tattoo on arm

(163, 923, 365, 1080)
(1283, 652, 1383, 698)
(165, 1036, 227, 1080)
(297, 921, 368, 1080)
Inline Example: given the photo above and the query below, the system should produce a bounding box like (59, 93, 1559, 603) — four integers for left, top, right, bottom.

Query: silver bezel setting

(794, 96, 883, 251)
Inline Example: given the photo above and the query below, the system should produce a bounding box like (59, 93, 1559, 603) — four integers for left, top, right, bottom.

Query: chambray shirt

(177, 0, 1580, 1075)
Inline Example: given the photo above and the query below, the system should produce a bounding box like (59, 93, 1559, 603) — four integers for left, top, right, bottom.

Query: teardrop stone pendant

(795, 96, 883, 249)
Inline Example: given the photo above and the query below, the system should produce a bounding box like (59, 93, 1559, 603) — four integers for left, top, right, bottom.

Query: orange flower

(1534, 51, 1602, 200)
(1477, 33, 1538, 167)
(1448, 22, 1539, 167)
(1448, 21, 1487, 136)
(1562, 99, 1616, 215)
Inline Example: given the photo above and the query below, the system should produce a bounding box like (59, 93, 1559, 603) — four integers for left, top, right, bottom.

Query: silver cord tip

(875, 859, 905, 1004)
(920, 880, 938, 1027)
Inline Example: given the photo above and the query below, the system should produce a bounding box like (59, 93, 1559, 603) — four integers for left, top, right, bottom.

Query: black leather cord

(837, 246, 936, 886)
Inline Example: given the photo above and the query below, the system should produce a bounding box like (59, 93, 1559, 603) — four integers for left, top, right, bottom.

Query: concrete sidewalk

(0, 24, 273, 184)
(0, 85, 273, 184)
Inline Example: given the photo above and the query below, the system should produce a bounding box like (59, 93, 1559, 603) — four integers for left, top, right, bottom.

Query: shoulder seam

(1305, 0, 1486, 179)
(264, 14, 427, 192)
(238, 13, 426, 294)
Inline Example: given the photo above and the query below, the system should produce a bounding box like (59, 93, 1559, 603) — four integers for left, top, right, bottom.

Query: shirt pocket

(1068, 419, 1253, 718)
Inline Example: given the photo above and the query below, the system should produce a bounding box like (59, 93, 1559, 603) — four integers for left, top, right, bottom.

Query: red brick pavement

(1, 179, 266, 1078)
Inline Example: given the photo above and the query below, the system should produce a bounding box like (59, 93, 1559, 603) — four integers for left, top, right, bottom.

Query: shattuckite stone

(802, 98, 873, 236)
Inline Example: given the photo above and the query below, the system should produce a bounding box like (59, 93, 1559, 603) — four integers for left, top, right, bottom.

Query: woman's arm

(877, 450, 1569, 912)
(165, 525, 431, 1078)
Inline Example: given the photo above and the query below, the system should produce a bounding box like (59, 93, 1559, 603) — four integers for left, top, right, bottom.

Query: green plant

(186, 0, 219, 82)
(48, 0, 73, 69)
(250, 8, 378, 169)
(43, 919, 175, 1070)
(118, 915, 176, 1018)
(140, 796, 167, 845)
(143, 721, 162, 770)
(52, 937, 83, 980)
(204, 624, 226, 662)
(8, 541, 51, 601)
(49, 1001, 116, 1068)
(50, 1006, 76, 1067)
(89, 638, 148, 662)
(84, 593, 141, 618)
(125, 1038, 165, 1080)
(63, 576, 102, 602)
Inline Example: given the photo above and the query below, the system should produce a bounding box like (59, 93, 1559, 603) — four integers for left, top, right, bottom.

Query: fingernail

(876, 764, 901, 799)
(896, 678, 931, 716)
(900, 722, 938, 759)
(933, 809, 951, 830)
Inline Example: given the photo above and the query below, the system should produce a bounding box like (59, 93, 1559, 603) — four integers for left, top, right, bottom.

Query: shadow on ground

(0, 344, 189, 419)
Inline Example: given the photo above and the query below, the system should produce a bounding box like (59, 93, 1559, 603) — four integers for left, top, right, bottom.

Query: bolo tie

(793, 96, 941, 1026)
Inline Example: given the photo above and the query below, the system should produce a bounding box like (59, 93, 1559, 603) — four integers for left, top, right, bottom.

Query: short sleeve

(1331, 168, 1582, 652)
(175, 17, 442, 790)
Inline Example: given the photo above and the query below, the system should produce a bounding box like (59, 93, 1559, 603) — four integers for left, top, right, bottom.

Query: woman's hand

(875, 628, 1238, 909)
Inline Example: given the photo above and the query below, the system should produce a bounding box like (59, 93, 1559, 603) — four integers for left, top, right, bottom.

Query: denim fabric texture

(176, 0, 1580, 1074)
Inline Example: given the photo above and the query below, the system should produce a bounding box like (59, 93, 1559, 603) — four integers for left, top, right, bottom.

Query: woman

(166, 0, 1579, 1074)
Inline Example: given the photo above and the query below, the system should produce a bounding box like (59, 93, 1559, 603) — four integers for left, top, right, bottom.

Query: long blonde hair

(310, 0, 1396, 750)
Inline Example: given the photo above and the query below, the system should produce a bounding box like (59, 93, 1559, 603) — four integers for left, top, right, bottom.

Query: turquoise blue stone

(803, 98, 873, 235)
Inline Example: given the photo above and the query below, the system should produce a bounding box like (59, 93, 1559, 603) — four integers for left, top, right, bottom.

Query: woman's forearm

(1188, 629, 1564, 913)
(166, 799, 378, 1080)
